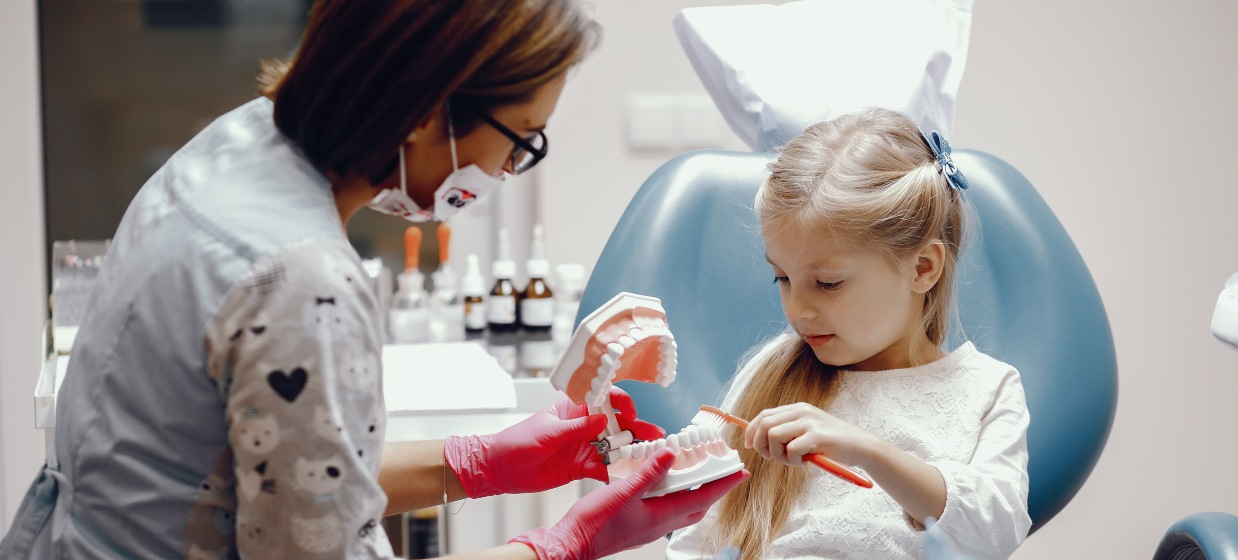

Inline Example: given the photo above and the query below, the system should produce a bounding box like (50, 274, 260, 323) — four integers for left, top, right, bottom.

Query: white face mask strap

(447, 107, 460, 171)
(398, 142, 408, 195)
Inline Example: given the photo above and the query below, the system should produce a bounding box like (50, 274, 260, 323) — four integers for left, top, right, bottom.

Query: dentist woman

(0, 1, 746, 558)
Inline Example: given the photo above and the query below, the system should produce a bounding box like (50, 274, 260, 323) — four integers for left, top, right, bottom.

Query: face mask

(367, 113, 505, 222)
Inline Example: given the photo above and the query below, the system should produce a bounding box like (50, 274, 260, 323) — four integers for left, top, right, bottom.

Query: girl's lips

(803, 334, 834, 347)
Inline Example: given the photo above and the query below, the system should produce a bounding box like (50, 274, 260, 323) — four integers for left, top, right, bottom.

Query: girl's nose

(785, 286, 818, 322)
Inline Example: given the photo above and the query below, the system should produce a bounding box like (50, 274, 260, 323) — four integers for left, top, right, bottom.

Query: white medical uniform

(0, 98, 397, 559)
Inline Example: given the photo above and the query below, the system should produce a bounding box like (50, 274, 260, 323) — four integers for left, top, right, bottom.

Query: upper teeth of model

(585, 325, 678, 408)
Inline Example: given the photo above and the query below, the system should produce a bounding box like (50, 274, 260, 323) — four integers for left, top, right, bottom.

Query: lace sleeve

(929, 366, 1032, 558)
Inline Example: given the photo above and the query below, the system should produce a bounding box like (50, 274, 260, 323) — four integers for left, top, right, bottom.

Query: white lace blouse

(665, 337, 1031, 560)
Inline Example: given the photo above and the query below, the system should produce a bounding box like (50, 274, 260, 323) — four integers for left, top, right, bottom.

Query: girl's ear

(912, 241, 946, 294)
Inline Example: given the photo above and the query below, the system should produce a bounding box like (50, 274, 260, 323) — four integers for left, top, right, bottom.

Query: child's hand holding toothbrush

(745, 402, 877, 469)
(746, 401, 949, 524)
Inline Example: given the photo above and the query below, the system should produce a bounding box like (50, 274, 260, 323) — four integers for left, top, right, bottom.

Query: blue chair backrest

(579, 149, 1117, 532)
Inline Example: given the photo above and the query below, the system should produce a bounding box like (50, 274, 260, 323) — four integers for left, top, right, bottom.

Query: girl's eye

(772, 276, 790, 285)
(817, 280, 843, 291)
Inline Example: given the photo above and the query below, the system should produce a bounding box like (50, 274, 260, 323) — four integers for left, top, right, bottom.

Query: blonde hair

(709, 107, 969, 559)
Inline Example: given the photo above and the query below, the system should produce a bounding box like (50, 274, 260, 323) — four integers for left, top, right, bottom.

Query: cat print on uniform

(313, 405, 345, 443)
(340, 350, 379, 392)
(295, 455, 347, 496)
(238, 516, 271, 548)
(232, 410, 283, 456)
(237, 460, 278, 502)
(290, 512, 344, 554)
(322, 253, 361, 293)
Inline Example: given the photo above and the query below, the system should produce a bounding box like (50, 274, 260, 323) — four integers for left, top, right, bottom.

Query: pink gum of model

(548, 292, 743, 497)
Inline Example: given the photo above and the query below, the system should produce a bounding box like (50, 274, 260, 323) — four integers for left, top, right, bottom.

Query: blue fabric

(0, 465, 58, 558)
(1155, 512, 1238, 560)
(918, 127, 969, 191)
(579, 148, 1117, 533)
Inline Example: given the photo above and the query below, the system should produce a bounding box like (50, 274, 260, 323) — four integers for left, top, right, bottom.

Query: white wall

(0, 0, 47, 530)
(961, 1, 1238, 557)
(542, 1, 1238, 558)
(539, 1, 753, 274)
(4, 0, 1237, 555)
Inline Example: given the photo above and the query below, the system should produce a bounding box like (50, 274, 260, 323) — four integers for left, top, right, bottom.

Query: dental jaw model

(550, 292, 743, 497)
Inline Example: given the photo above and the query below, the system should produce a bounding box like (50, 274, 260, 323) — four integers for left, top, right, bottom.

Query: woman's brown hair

(257, 0, 599, 185)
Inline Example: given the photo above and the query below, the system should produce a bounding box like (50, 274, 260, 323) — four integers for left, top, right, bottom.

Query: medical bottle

(552, 263, 586, 351)
(389, 226, 431, 344)
(519, 224, 555, 332)
(430, 222, 464, 341)
(462, 254, 487, 335)
(486, 228, 520, 332)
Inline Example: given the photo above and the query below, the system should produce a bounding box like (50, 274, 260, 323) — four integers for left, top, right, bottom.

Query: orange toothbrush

(695, 405, 873, 489)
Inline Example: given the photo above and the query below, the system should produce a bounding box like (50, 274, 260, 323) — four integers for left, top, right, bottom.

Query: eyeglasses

(463, 105, 548, 175)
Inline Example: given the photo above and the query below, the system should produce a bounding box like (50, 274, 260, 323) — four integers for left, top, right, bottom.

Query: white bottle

(462, 254, 488, 334)
(519, 224, 556, 331)
(553, 263, 586, 338)
(430, 223, 464, 342)
(389, 227, 431, 344)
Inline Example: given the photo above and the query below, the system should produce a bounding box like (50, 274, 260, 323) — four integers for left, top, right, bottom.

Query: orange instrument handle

(404, 227, 422, 272)
(700, 405, 873, 489)
(436, 223, 451, 264)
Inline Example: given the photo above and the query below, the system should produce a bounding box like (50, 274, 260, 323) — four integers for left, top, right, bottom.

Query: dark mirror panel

(40, 1, 421, 274)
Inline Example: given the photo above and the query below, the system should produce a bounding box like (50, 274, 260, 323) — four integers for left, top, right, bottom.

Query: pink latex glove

(510, 448, 749, 560)
(445, 387, 665, 498)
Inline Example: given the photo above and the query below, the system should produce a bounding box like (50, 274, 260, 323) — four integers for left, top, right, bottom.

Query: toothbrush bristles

(691, 405, 742, 432)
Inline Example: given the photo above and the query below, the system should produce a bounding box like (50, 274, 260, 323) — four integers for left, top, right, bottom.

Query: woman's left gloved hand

(444, 387, 665, 498)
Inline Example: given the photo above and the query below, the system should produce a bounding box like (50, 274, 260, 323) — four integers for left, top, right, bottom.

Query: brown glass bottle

(462, 254, 487, 333)
(486, 270, 520, 332)
(520, 277, 554, 332)
(520, 224, 555, 332)
(487, 229, 520, 332)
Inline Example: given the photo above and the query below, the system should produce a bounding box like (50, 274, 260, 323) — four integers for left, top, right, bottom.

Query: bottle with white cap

(429, 223, 464, 342)
(462, 254, 487, 334)
(486, 228, 520, 332)
(519, 224, 555, 332)
(389, 226, 431, 344)
(551, 263, 586, 355)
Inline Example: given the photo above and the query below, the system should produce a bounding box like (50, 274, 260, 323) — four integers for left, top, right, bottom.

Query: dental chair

(1154, 512, 1238, 559)
(577, 148, 1118, 532)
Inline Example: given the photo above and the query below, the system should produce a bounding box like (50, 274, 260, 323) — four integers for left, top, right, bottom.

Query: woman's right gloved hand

(445, 387, 664, 499)
(509, 448, 749, 560)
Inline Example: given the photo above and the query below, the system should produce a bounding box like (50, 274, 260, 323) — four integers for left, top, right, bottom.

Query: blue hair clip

(917, 127, 969, 192)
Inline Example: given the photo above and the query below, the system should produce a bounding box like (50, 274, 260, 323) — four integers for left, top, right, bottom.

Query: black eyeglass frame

(462, 105, 548, 175)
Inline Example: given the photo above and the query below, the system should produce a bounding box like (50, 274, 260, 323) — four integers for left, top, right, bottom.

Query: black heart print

(267, 368, 308, 402)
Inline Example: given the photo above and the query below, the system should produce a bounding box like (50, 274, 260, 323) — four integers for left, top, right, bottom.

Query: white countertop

(35, 340, 562, 441)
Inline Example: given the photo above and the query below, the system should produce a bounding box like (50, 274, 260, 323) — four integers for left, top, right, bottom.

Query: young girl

(666, 108, 1031, 559)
